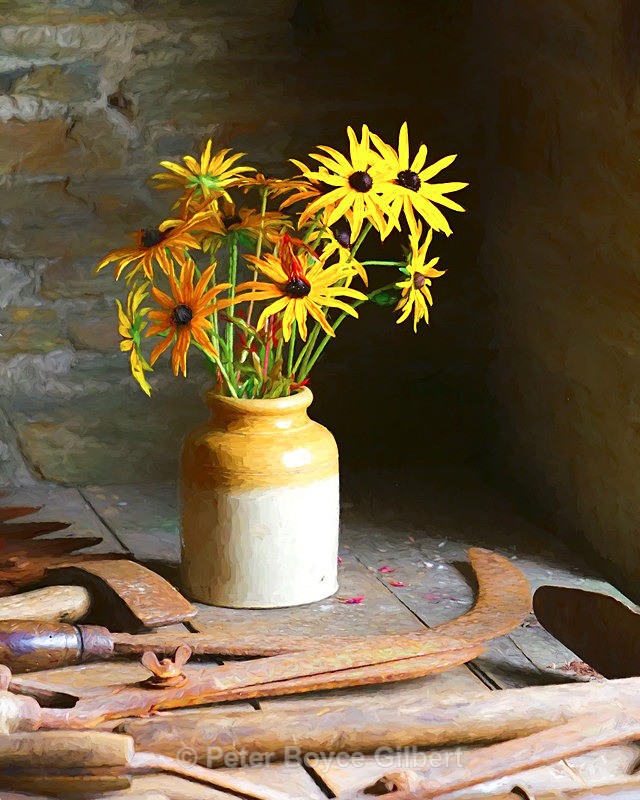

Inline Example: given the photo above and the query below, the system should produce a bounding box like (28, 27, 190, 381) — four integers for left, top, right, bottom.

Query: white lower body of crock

(180, 473, 339, 608)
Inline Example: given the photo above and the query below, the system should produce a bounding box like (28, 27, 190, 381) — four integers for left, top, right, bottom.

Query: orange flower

(96, 212, 213, 282)
(146, 259, 231, 376)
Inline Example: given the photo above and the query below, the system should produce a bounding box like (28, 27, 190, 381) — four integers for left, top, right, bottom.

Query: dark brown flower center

(348, 171, 373, 193)
(223, 215, 241, 228)
(284, 277, 311, 298)
(396, 170, 421, 192)
(140, 228, 165, 248)
(171, 304, 193, 326)
(413, 273, 427, 290)
(331, 219, 351, 249)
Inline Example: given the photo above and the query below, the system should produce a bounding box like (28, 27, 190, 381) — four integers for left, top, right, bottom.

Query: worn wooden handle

(0, 585, 91, 623)
(0, 731, 135, 769)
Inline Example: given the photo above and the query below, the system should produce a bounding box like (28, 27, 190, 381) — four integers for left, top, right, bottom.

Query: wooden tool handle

(0, 585, 91, 623)
(0, 620, 114, 672)
(0, 664, 42, 734)
(0, 731, 134, 769)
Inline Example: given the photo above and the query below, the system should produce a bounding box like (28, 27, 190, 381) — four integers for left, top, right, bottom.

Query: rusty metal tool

(1, 633, 484, 730)
(369, 708, 640, 800)
(120, 675, 640, 766)
(0, 560, 196, 632)
(533, 584, 640, 679)
(0, 501, 110, 598)
(0, 546, 530, 671)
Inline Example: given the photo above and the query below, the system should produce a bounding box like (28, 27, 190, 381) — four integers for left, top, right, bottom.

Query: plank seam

(77, 487, 132, 556)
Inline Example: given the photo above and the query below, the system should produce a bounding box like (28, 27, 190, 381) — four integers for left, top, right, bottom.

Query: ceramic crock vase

(180, 386, 339, 608)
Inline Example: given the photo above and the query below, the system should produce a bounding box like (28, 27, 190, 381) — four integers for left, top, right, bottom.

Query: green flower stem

(274, 333, 283, 369)
(294, 321, 320, 377)
(287, 320, 297, 377)
(298, 282, 398, 381)
(361, 260, 404, 266)
(191, 340, 238, 399)
(246, 187, 269, 329)
(292, 222, 376, 380)
(349, 220, 373, 258)
(226, 233, 238, 374)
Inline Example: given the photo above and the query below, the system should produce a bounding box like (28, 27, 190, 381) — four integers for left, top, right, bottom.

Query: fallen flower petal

(378, 566, 396, 573)
(340, 596, 364, 604)
(389, 580, 406, 587)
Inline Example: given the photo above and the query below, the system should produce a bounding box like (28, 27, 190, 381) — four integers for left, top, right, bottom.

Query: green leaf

(370, 289, 401, 307)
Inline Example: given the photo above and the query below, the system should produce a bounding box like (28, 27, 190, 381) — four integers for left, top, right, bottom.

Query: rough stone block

(13, 61, 101, 103)
(0, 118, 80, 175)
(0, 408, 37, 486)
(68, 311, 120, 353)
(11, 363, 212, 484)
(0, 259, 46, 307)
(0, 111, 130, 177)
(0, 306, 69, 355)
(0, 22, 138, 64)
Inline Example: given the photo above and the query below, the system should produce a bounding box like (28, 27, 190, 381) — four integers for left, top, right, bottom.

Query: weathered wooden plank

(119, 774, 235, 799)
(190, 554, 426, 639)
(1, 484, 127, 555)
(213, 764, 327, 800)
(81, 484, 180, 564)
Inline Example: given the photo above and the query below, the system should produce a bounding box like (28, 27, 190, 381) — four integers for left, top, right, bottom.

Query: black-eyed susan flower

(145, 258, 231, 377)
(96, 212, 212, 282)
(116, 282, 152, 396)
(308, 215, 368, 286)
(395, 223, 446, 331)
(371, 122, 467, 237)
(296, 126, 400, 240)
(153, 140, 254, 212)
(236, 236, 367, 341)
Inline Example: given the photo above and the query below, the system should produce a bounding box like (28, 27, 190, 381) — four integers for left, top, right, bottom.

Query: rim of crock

(206, 385, 313, 415)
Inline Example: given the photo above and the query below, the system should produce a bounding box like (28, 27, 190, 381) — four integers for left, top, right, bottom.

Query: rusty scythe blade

(433, 547, 532, 643)
(112, 547, 532, 659)
(21, 547, 530, 729)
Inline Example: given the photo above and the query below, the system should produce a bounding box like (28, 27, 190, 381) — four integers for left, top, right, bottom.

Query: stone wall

(0, 0, 488, 486)
(468, 0, 640, 597)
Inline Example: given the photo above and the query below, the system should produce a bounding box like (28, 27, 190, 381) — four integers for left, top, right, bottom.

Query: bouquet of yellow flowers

(97, 123, 467, 398)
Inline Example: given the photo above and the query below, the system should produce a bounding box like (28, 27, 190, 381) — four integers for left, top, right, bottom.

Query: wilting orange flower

(146, 259, 231, 376)
(96, 212, 213, 281)
(230, 172, 311, 199)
